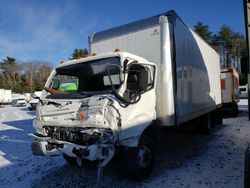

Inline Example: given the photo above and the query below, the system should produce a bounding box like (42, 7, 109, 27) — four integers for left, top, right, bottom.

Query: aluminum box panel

(90, 10, 221, 126)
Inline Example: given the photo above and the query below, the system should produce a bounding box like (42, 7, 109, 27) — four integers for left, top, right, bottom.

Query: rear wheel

(194, 113, 211, 134)
(232, 102, 239, 116)
(123, 135, 155, 181)
(215, 108, 223, 125)
(210, 111, 217, 129)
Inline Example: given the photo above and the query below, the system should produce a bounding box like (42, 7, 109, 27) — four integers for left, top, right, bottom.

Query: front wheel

(123, 135, 155, 181)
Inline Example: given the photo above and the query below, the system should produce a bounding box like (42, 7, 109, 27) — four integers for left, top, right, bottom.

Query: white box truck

(31, 10, 222, 180)
(0, 89, 12, 105)
(0, 89, 4, 104)
(220, 68, 239, 114)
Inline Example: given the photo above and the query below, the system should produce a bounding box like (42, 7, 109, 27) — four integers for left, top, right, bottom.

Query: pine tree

(194, 21, 213, 44)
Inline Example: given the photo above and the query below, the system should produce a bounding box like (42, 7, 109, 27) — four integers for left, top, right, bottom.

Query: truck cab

(32, 52, 157, 180)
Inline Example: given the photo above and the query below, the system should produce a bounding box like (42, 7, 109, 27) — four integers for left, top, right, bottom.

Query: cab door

(119, 62, 156, 147)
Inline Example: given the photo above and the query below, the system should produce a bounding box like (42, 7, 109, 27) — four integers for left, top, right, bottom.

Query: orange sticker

(221, 79, 225, 90)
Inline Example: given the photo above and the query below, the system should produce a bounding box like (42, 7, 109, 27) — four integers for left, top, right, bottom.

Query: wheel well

(140, 124, 158, 144)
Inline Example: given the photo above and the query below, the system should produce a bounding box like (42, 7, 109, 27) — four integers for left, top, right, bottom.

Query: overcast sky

(0, 0, 245, 65)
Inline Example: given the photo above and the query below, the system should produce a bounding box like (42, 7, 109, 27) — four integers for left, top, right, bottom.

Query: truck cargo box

(89, 10, 222, 126)
(221, 68, 239, 114)
(221, 68, 239, 103)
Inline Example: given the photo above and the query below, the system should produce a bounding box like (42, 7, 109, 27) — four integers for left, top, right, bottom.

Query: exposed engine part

(44, 126, 114, 146)
(72, 147, 90, 158)
(56, 128, 100, 145)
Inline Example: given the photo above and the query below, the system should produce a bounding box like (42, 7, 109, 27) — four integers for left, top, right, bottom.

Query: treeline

(194, 22, 247, 83)
(194, 22, 247, 65)
(0, 57, 52, 93)
(0, 48, 90, 94)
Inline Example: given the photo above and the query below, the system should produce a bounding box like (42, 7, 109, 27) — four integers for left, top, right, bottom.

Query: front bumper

(30, 133, 115, 167)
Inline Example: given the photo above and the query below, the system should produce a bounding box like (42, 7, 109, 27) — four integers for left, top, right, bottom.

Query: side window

(127, 64, 155, 93)
(145, 66, 155, 90)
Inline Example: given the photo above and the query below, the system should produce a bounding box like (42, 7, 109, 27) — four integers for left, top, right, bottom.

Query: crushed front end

(31, 55, 124, 167)
(32, 95, 121, 167)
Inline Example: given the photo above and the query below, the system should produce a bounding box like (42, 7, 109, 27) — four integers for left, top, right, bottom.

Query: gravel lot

(0, 100, 249, 188)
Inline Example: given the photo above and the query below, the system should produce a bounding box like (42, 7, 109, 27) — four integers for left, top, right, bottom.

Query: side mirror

(138, 70, 148, 92)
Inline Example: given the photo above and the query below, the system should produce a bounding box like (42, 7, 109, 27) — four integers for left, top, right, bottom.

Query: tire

(215, 109, 223, 125)
(123, 135, 155, 181)
(63, 153, 77, 164)
(232, 102, 239, 116)
(245, 145, 250, 188)
(194, 113, 211, 135)
(210, 111, 216, 129)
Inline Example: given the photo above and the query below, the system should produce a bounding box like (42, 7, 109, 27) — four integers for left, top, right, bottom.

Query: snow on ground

(0, 107, 64, 188)
(0, 99, 249, 188)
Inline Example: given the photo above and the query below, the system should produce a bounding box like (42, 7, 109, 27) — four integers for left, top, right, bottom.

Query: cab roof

(56, 51, 150, 68)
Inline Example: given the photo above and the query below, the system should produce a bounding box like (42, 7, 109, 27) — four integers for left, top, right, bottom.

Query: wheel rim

(137, 145, 152, 168)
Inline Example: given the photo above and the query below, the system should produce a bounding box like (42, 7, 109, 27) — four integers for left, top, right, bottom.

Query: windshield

(47, 57, 122, 98)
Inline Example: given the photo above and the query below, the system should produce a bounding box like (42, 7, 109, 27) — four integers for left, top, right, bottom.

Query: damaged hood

(39, 95, 121, 130)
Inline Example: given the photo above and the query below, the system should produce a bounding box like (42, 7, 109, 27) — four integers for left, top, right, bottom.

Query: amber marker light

(79, 112, 85, 121)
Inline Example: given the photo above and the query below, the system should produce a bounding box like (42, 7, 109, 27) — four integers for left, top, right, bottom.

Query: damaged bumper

(30, 129, 115, 167)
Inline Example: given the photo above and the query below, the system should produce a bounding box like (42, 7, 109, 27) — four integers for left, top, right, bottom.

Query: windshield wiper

(79, 90, 112, 96)
(78, 92, 93, 97)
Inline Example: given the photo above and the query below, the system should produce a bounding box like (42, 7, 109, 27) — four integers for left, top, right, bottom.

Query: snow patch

(0, 150, 12, 168)
(0, 124, 22, 131)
